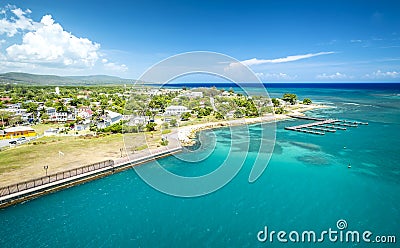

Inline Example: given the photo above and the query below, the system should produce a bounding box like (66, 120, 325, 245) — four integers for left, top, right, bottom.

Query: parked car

(16, 137, 26, 144)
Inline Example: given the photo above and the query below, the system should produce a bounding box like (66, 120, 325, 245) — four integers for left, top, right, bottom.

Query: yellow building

(0, 126, 36, 140)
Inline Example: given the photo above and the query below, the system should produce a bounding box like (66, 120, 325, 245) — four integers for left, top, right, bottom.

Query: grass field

(0, 130, 165, 187)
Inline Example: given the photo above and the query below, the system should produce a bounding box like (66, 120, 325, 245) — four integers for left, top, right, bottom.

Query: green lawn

(0, 132, 149, 186)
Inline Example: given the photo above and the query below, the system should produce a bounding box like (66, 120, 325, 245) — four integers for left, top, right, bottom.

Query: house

(0, 97, 11, 102)
(77, 106, 93, 119)
(180, 91, 203, 98)
(122, 115, 148, 126)
(44, 128, 59, 136)
(21, 112, 33, 123)
(5, 103, 21, 109)
(45, 107, 56, 116)
(97, 110, 122, 129)
(51, 112, 68, 122)
(164, 105, 189, 116)
(132, 116, 149, 125)
(221, 91, 231, 97)
(0, 108, 27, 116)
(226, 110, 235, 119)
(74, 124, 89, 131)
(0, 126, 36, 139)
(44, 107, 76, 122)
(106, 110, 122, 124)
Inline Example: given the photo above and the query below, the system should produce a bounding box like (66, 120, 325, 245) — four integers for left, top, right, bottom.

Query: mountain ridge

(0, 72, 138, 85)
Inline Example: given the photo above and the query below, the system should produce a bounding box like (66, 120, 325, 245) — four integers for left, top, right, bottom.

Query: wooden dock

(285, 115, 368, 135)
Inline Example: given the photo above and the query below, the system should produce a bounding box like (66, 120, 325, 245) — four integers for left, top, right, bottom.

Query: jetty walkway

(285, 115, 368, 135)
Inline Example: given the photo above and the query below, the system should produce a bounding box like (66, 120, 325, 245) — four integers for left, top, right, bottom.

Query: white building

(180, 91, 203, 98)
(44, 107, 76, 122)
(77, 106, 93, 119)
(106, 110, 122, 124)
(97, 110, 122, 129)
(164, 105, 189, 116)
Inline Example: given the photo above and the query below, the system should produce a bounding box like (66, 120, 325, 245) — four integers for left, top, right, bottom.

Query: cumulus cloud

(256, 72, 298, 80)
(316, 72, 348, 80)
(0, 5, 37, 37)
(233, 52, 335, 67)
(364, 70, 399, 79)
(5, 14, 100, 67)
(0, 5, 127, 72)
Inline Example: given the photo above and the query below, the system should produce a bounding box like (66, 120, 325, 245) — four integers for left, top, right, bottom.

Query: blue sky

(0, 0, 399, 82)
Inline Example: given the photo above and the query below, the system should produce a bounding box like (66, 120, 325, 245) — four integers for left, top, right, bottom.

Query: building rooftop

(4, 126, 35, 133)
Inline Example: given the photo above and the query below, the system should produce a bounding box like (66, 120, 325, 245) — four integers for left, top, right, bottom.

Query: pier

(285, 115, 368, 135)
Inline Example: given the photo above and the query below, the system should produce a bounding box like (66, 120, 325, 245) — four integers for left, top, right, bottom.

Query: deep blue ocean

(0, 83, 399, 247)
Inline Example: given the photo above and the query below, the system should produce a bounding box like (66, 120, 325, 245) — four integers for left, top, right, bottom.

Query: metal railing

(0, 160, 114, 198)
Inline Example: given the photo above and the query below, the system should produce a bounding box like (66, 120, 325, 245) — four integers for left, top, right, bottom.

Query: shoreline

(177, 103, 328, 146)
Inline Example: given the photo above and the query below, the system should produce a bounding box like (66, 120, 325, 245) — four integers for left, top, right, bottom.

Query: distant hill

(0, 72, 139, 85)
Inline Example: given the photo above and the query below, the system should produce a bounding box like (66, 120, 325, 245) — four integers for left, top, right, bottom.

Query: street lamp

(43, 165, 49, 176)
(120, 148, 123, 157)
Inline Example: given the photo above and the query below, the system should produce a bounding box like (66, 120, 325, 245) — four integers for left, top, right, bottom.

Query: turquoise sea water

(1, 84, 399, 247)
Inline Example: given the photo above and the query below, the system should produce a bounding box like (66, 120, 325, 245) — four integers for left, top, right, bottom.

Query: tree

(170, 118, 177, 127)
(102, 122, 122, 133)
(41, 113, 49, 120)
(181, 112, 191, 121)
(0, 111, 11, 127)
(214, 112, 224, 120)
(271, 98, 280, 107)
(234, 109, 244, 118)
(146, 122, 157, 131)
(45, 100, 54, 107)
(160, 138, 169, 146)
(55, 101, 67, 112)
(162, 122, 169, 129)
(9, 115, 22, 126)
(303, 98, 312, 105)
(282, 93, 297, 105)
(22, 102, 38, 113)
(274, 107, 285, 114)
(137, 123, 145, 132)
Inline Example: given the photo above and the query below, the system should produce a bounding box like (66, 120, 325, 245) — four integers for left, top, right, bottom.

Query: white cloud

(350, 39, 362, 43)
(102, 60, 128, 72)
(364, 70, 399, 79)
(316, 72, 348, 80)
(6, 14, 100, 68)
(256, 72, 298, 80)
(0, 5, 37, 37)
(0, 5, 127, 73)
(234, 52, 335, 67)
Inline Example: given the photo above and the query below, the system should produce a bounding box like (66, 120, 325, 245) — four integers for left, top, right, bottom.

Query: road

(0, 137, 37, 149)
(0, 138, 18, 149)
(210, 97, 217, 111)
